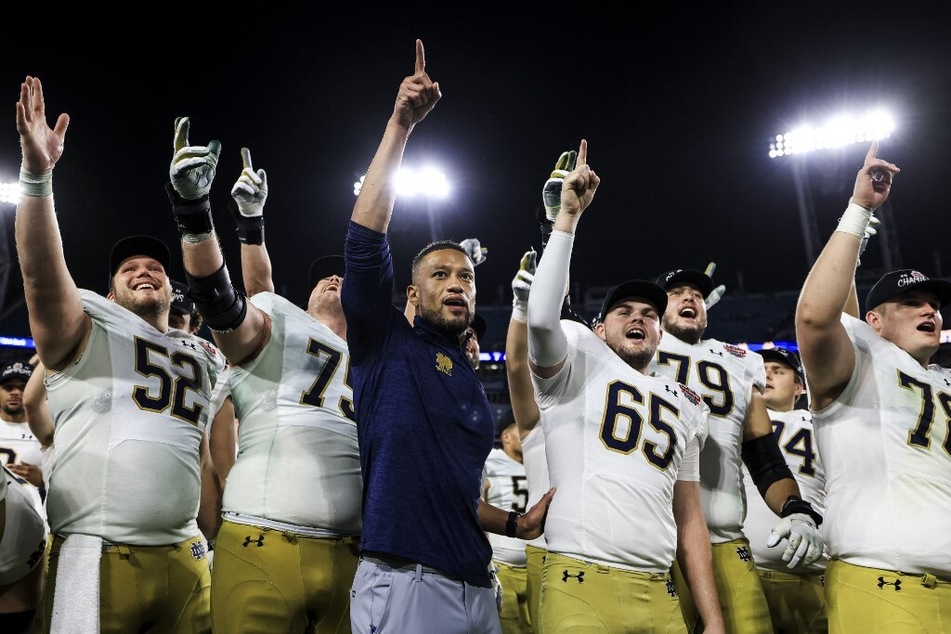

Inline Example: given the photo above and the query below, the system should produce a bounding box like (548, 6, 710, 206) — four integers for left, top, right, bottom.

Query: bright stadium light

(0, 181, 19, 204)
(768, 110, 894, 158)
(353, 165, 451, 241)
(766, 108, 901, 270)
(352, 166, 451, 198)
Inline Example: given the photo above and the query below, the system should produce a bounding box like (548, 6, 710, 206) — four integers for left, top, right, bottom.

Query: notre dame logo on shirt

(436, 352, 453, 376)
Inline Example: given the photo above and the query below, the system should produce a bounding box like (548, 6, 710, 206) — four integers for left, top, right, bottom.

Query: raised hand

(512, 248, 537, 305)
(850, 141, 900, 211)
(703, 262, 727, 310)
(394, 39, 442, 130)
(231, 148, 268, 217)
(459, 238, 488, 267)
(230, 148, 268, 245)
(559, 140, 600, 220)
(16, 76, 70, 175)
(170, 116, 222, 200)
(542, 150, 578, 222)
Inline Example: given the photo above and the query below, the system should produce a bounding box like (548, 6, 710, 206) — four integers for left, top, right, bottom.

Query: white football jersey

(533, 321, 709, 573)
(0, 465, 48, 585)
(521, 423, 549, 550)
(813, 314, 951, 576)
(0, 420, 44, 472)
(742, 408, 827, 572)
(651, 335, 766, 542)
(44, 291, 224, 545)
(483, 447, 529, 565)
(225, 293, 361, 533)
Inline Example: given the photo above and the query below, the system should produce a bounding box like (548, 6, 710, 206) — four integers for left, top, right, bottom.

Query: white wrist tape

(835, 202, 872, 239)
(511, 298, 528, 323)
(19, 167, 53, 197)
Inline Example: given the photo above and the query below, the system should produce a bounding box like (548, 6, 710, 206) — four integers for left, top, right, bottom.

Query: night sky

(2, 5, 950, 337)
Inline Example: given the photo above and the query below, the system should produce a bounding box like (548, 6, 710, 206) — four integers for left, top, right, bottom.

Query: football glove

(488, 562, 503, 614)
(459, 238, 488, 267)
(542, 149, 577, 222)
(703, 261, 727, 310)
(231, 147, 268, 218)
(767, 513, 824, 569)
(512, 248, 537, 305)
(169, 117, 221, 200)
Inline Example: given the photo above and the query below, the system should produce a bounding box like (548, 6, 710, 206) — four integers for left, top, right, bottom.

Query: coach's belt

(361, 552, 463, 582)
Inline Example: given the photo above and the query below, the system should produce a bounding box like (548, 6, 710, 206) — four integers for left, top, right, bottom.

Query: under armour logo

(28, 539, 46, 568)
(664, 384, 679, 398)
(735, 546, 753, 563)
(562, 570, 585, 583)
(877, 576, 902, 591)
(708, 348, 724, 357)
(243, 534, 265, 547)
(181, 341, 199, 351)
(666, 578, 677, 598)
(943, 378, 951, 388)
(190, 541, 207, 560)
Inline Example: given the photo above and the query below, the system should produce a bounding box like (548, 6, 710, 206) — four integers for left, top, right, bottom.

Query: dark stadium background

(2, 5, 950, 379)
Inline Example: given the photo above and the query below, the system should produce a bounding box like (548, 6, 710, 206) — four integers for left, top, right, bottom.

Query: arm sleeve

(527, 230, 573, 369)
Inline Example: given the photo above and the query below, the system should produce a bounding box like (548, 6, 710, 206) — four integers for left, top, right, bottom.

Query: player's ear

(406, 285, 420, 307)
(593, 322, 606, 341)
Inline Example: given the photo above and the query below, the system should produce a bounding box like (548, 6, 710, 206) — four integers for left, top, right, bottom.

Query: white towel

(50, 534, 102, 634)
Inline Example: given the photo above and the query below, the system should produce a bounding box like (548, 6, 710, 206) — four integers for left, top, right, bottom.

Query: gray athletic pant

(350, 555, 502, 633)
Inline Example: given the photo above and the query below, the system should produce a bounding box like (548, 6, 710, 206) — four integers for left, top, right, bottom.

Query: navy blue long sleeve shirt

(342, 221, 495, 586)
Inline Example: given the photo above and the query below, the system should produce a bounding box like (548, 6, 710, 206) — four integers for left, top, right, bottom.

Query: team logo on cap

(897, 270, 930, 287)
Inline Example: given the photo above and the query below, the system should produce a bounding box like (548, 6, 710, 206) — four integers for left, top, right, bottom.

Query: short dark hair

(410, 240, 469, 282)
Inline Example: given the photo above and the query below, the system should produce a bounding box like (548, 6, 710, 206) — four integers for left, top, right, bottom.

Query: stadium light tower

(353, 166, 451, 241)
(768, 110, 897, 268)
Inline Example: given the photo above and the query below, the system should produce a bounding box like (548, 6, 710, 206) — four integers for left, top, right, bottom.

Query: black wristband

(505, 511, 521, 538)
(166, 182, 214, 236)
(781, 496, 823, 526)
(228, 199, 264, 245)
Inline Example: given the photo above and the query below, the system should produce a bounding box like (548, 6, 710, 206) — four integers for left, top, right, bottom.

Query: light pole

(768, 110, 900, 270)
(353, 165, 450, 241)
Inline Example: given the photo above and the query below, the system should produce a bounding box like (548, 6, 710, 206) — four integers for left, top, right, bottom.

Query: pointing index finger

(577, 139, 588, 167)
(865, 140, 879, 165)
(241, 147, 253, 170)
(415, 39, 425, 75)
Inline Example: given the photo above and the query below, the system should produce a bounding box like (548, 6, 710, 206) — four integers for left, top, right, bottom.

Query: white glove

(230, 147, 268, 218)
(169, 117, 221, 200)
(542, 150, 578, 222)
(703, 261, 727, 310)
(857, 214, 881, 267)
(460, 238, 488, 267)
(511, 249, 536, 322)
(512, 248, 537, 304)
(488, 562, 503, 614)
(767, 513, 824, 569)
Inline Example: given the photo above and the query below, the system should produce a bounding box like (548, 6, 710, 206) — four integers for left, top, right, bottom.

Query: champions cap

(470, 314, 487, 341)
(597, 280, 669, 323)
(0, 361, 33, 386)
(109, 235, 171, 279)
(308, 255, 346, 289)
(655, 269, 715, 298)
(169, 280, 195, 316)
(496, 408, 516, 437)
(865, 269, 951, 313)
(758, 347, 804, 383)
